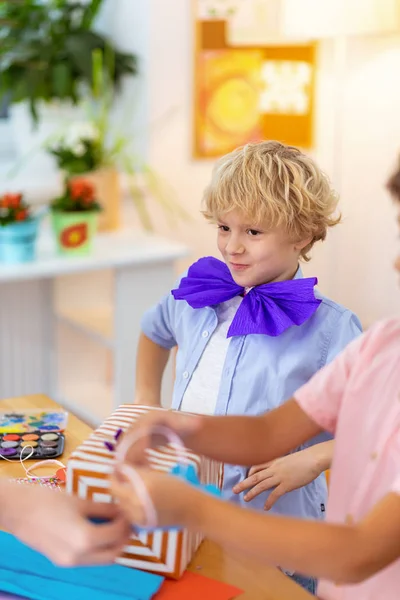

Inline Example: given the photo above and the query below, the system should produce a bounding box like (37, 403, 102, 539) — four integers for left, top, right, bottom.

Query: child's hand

(233, 445, 327, 510)
(110, 465, 198, 528)
(6, 484, 131, 565)
(117, 410, 202, 465)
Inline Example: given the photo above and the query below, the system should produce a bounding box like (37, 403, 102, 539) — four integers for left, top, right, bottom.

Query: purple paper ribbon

(172, 257, 322, 337)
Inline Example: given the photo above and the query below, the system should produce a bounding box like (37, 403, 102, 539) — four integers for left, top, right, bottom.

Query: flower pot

(0, 217, 41, 264)
(51, 210, 98, 256)
(70, 167, 120, 232)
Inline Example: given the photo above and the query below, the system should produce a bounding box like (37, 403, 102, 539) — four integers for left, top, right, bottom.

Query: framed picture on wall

(193, 0, 316, 158)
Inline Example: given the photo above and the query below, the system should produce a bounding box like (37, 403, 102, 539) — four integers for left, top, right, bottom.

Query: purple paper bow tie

(172, 256, 322, 337)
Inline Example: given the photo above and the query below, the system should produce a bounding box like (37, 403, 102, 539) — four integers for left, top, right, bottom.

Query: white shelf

(0, 226, 188, 282)
(56, 308, 114, 347)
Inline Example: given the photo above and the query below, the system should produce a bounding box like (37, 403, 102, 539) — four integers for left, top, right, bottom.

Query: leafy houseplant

(51, 178, 101, 213)
(50, 178, 101, 255)
(46, 115, 122, 230)
(45, 49, 188, 232)
(0, 0, 137, 122)
(0, 192, 41, 263)
(47, 122, 102, 175)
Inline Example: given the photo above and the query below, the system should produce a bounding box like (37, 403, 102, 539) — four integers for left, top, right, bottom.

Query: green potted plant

(45, 49, 188, 232)
(46, 119, 119, 230)
(0, 192, 42, 263)
(0, 0, 136, 161)
(50, 178, 101, 256)
(46, 122, 102, 175)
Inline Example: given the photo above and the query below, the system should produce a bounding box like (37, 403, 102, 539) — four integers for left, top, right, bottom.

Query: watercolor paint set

(0, 411, 67, 461)
(0, 431, 65, 460)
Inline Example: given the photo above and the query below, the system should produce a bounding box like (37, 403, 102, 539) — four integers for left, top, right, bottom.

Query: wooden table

(0, 395, 314, 600)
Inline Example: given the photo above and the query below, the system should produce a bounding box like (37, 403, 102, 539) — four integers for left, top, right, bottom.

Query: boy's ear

(294, 236, 313, 252)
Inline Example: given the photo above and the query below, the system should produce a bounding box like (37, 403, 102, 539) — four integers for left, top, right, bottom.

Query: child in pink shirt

(111, 163, 400, 598)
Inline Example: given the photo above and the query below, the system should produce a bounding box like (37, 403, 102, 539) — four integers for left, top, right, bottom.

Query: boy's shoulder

(315, 291, 355, 316)
(314, 290, 360, 324)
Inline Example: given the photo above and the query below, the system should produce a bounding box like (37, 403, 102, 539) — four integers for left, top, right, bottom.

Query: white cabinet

(0, 228, 187, 426)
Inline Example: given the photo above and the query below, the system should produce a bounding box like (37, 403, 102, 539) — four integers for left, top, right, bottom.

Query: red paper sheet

(155, 571, 243, 599)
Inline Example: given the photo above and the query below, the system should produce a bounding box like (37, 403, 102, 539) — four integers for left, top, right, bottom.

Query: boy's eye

(218, 225, 230, 232)
(247, 229, 262, 236)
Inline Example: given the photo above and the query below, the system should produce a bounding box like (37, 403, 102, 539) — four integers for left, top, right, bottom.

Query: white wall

(108, 0, 339, 280)
(146, 0, 218, 265)
(105, 1, 400, 326)
(334, 34, 400, 325)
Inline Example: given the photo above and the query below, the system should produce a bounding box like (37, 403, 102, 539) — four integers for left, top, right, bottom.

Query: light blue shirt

(141, 267, 362, 521)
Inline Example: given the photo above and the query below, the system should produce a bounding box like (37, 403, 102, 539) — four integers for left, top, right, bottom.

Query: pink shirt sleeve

(295, 331, 367, 434)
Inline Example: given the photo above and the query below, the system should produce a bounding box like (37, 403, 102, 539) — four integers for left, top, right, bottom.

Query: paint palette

(0, 410, 68, 434)
(0, 431, 65, 460)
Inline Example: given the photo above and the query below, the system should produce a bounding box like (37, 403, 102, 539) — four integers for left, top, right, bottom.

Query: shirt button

(202, 330, 209, 338)
(182, 371, 189, 379)
(370, 451, 378, 460)
(345, 514, 354, 525)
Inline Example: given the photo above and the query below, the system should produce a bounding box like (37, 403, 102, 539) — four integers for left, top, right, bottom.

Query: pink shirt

(295, 318, 400, 600)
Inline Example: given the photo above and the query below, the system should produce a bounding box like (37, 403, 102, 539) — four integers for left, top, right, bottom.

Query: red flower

(0, 193, 23, 209)
(68, 179, 95, 203)
(15, 209, 28, 222)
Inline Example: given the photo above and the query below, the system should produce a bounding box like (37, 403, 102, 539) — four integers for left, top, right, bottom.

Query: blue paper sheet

(0, 532, 163, 600)
(0, 463, 221, 599)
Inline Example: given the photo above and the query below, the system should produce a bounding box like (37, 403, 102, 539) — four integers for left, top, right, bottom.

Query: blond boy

(134, 141, 361, 593)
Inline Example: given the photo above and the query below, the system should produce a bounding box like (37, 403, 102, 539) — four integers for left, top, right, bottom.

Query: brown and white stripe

(66, 405, 222, 579)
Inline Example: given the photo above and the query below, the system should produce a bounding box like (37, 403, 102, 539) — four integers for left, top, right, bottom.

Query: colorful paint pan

(41, 448, 57, 456)
(3, 434, 20, 442)
(0, 448, 17, 457)
(1, 441, 19, 448)
(41, 440, 58, 448)
(41, 433, 59, 442)
(22, 434, 39, 441)
(20, 441, 38, 448)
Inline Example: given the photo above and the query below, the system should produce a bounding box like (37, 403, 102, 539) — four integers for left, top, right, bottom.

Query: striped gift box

(66, 405, 222, 579)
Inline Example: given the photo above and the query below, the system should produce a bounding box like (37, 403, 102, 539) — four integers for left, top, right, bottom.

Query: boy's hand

(233, 446, 326, 510)
(110, 466, 197, 528)
(117, 410, 202, 465)
(6, 485, 131, 566)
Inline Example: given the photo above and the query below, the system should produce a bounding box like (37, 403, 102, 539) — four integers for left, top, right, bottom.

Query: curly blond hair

(202, 140, 341, 261)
